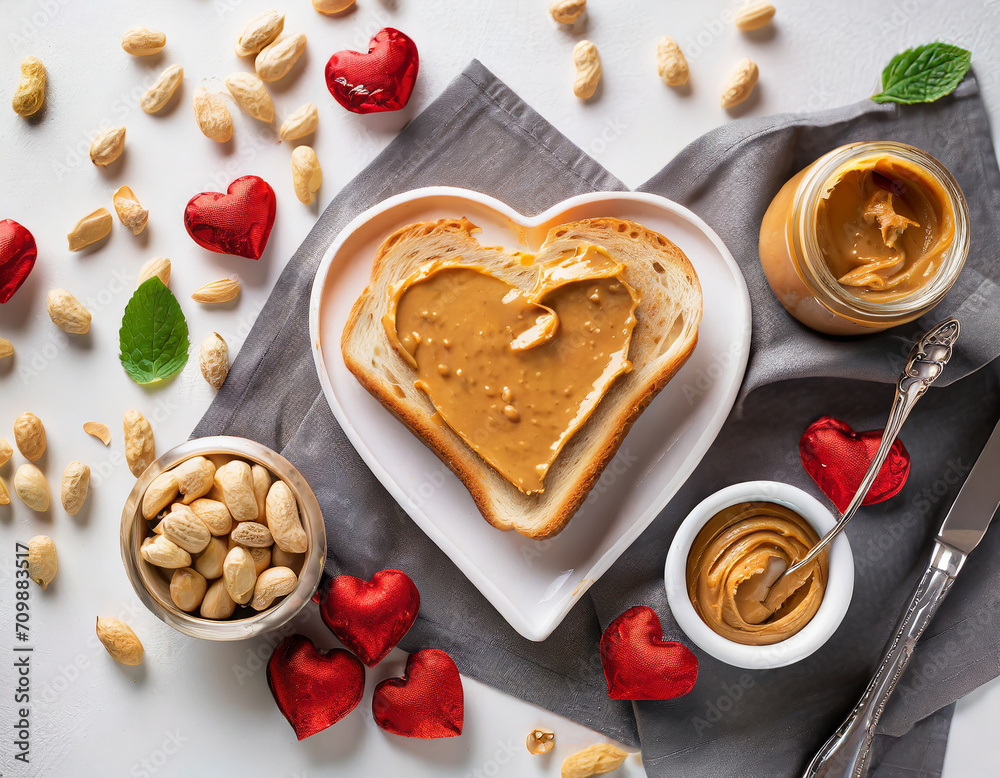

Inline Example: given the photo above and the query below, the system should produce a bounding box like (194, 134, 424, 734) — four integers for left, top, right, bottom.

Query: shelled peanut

(138, 453, 307, 620)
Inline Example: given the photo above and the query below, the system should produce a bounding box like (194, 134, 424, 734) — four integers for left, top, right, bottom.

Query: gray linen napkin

(601, 71, 1000, 776)
(195, 60, 1000, 776)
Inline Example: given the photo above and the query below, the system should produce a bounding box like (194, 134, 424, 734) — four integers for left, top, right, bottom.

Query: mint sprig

(873, 42, 972, 105)
(119, 277, 189, 385)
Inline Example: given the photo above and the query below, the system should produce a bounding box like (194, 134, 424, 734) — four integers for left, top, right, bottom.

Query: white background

(1, 0, 998, 775)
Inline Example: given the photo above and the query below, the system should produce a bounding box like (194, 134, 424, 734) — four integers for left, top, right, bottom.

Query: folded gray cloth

(640, 74, 1000, 395)
(607, 70, 1000, 776)
(194, 60, 1000, 776)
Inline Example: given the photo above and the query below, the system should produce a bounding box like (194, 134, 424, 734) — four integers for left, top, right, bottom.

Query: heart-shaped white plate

(310, 187, 750, 640)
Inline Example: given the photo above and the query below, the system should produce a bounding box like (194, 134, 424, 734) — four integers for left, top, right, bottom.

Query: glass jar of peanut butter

(758, 141, 969, 335)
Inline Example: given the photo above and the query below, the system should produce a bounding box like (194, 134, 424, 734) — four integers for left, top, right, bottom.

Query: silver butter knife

(804, 409, 1000, 778)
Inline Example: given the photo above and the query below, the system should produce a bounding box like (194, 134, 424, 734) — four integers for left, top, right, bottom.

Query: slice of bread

(342, 217, 703, 539)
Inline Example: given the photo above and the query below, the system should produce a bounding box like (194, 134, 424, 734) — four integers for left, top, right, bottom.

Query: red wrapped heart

(267, 634, 365, 740)
(325, 28, 419, 114)
(0, 219, 37, 304)
(183, 175, 276, 259)
(800, 416, 911, 513)
(600, 606, 698, 700)
(372, 648, 463, 738)
(319, 569, 420, 667)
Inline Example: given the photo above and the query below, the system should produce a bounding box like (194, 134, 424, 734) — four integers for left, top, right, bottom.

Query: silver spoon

(777, 317, 961, 585)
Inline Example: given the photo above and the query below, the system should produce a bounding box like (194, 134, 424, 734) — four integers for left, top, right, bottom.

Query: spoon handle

(785, 318, 960, 577)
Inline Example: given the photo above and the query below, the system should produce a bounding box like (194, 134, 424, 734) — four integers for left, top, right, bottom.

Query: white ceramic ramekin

(665, 481, 854, 669)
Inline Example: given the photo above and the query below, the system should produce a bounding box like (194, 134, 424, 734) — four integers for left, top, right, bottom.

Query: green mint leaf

(873, 42, 972, 104)
(119, 277, 190, 385)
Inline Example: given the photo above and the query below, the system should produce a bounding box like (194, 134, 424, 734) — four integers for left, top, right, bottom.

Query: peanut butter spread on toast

(384, 244, 638, 494)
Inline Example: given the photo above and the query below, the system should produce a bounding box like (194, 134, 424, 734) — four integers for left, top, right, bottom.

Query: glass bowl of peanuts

(120, 436, 327, 640)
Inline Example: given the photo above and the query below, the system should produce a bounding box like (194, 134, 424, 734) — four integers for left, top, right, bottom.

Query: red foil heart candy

(183, 175, 276, 259)
(0, 219, 37, 304)
(325, 28, 419, 114)
(267, 634, 365, 740)
(319, 569, 420, 667)
(600, 606, 699, 700)
(800, 416, 911, 513)
(372, 648, 464, 738)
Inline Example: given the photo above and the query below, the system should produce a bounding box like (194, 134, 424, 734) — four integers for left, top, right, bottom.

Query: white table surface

(1, 1, 998, 775)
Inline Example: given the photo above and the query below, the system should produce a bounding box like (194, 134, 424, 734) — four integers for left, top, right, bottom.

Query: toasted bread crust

(342, 216, 702, 538)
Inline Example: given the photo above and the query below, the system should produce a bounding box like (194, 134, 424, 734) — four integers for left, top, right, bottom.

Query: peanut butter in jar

(758, 141, 969, 335)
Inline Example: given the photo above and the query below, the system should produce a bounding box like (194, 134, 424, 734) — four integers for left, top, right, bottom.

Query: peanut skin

(12, 57, 45, 117)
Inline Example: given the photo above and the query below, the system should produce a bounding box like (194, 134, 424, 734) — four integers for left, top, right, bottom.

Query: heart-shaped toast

(342, 216, 702, 539)
(800, 416, 911, 512)
(600, 606, 698, 700)
(325, 28, 419, 114)
(183, 175, 276, 260)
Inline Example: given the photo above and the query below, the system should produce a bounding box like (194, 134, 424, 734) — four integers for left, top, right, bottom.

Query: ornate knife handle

(802, 544, 965, 778)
